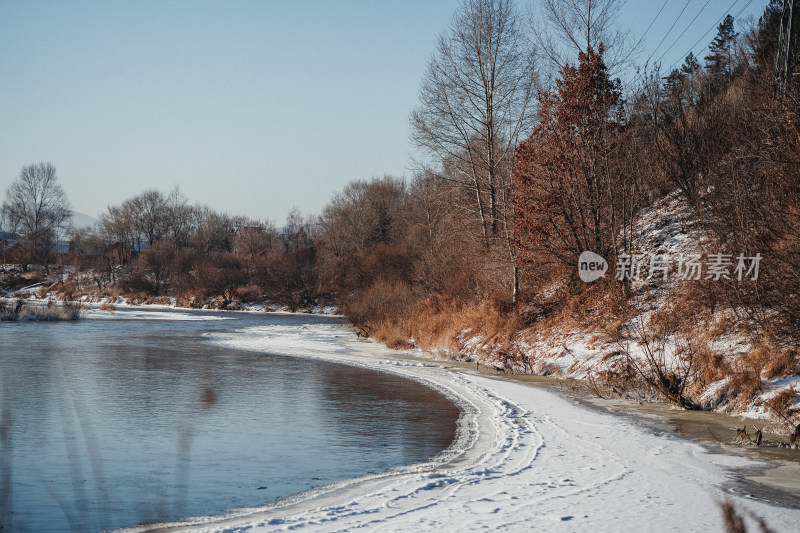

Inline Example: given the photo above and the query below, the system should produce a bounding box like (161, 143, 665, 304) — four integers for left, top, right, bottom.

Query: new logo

(578, 251, 608, 282)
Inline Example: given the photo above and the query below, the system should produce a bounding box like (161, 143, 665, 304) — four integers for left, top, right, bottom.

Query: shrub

(235, 285, 263, 304)
(760, 348, 800, 380)
(371, 319, 413, 349)
(342, 279, 415, 331)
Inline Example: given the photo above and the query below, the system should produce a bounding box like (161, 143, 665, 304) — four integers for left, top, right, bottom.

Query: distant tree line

(65, 188, 319, 306)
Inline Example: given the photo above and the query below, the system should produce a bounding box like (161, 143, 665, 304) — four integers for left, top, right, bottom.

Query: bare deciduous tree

(319, 177, 406, 257)
(531, 0, 630, 75)
(165, 186, 201, 250)
(411, 0, 535, 301)
(317, 176, 408, 292)
(130, 189, 169, 248)
(2, 162, 71, 270)
(411, 0, 536, 241)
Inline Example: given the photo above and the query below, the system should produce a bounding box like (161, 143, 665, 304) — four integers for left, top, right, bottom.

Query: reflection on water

(0, 311, 458, 532)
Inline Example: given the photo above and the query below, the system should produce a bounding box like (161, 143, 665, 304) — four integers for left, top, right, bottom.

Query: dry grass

(174, 289, 207, 308)
(235, 285, 263, 303)
(98, 287, 122, 302)
(371, 319, 413, 349)
(763, 386, 800, 429)
(55, 282, 78, 301)
(366, 293, 524, 362)
(717, 367, 763, 413)
(175, 295, 198, 308)
(759, 347, 800, 380)
(125, 292, 149, 305)
(461, 296, 522, 349)
(541, 283, 615, 332)
(707, 310, 740, 338)
(36, 285, 50, 299)
(405, 297, 464, 353)
(405, 296, 522, 357)
(99, 302, 116, 313)
(125, 293, 172, 306)
(744, 343, 774, 378)
(692, 341, 729, 388)
(689, 341, 799, 417)
(645, 284, 715, 340)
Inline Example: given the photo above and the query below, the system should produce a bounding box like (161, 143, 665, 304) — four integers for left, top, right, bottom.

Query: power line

(646, 0, 692, 65)
(655, 0, 712, 65)
(732, 0, 755, 20)
(674, 0, 741, 66)
(701, 0, 754, 58)
(621, 0, 670, 64)
(666, 0, 746, 71)
(640, 0, 671, 39)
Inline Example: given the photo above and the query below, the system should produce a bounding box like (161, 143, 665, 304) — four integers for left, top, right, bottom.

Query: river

(0, 308, 459, 532)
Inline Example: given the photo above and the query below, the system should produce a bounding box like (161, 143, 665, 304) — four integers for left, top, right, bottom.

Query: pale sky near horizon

(0, 0, 769, 224)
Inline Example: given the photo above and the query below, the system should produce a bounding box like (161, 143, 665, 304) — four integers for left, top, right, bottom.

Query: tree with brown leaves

(513, 45, 636, 276)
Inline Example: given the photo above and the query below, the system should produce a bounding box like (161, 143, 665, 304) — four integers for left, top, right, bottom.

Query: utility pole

(776, 0, 797, 96)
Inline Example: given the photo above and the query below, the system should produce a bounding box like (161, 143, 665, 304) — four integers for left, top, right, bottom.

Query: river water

(0, 309, 459, 532)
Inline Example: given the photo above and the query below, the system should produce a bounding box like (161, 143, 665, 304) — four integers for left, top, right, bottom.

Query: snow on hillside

(71, 211, 99, 229)
(450, 191, 799, 426)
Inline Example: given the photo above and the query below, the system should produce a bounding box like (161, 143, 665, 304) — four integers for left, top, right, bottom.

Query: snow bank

(83, 308, 232, 321)
(124, 321, 800, 532)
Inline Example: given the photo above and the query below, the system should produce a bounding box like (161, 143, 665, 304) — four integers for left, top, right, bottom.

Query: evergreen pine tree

(681, 52, 699, 76)
(663, 68, 685, 96)
(663, 54, 699, 101)
(704, 14, 738, 80)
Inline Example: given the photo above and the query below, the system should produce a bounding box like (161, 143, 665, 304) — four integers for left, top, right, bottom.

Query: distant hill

(71, 212, 99, 229)
(0, 212, 98, 233)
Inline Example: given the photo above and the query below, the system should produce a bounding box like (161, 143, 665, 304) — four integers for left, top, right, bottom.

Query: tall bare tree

(411, 0, 535, 301)
(531, 0, 630, 75)
(411, 0, 535, 241)
(129, 189, 169, 248)
(99, 189, 180, 258)
(2, 162, 71, 270)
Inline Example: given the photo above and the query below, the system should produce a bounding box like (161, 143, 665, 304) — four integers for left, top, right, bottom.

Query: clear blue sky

(0, 1, 769, 223)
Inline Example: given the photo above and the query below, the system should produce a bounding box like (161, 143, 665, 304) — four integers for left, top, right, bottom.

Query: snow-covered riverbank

(122, 321, 800, 533)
